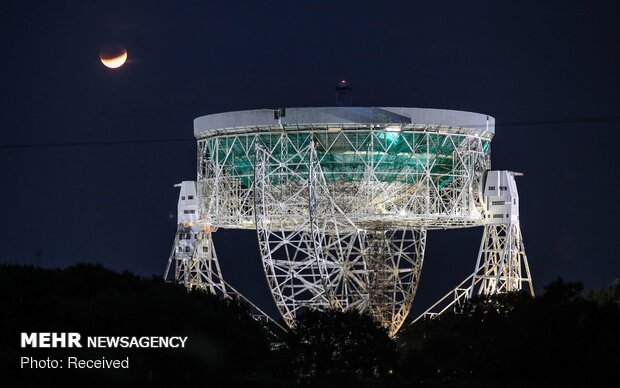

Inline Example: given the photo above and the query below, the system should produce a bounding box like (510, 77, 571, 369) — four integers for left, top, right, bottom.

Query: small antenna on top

(336, 79, 352, 106)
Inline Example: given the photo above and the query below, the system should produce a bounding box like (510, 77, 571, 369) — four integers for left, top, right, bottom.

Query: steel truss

(253, 137, 428, 335)
(470, 223, 534, 297)
(173, 125, 503, 336)
(362, 229, 427, 335)
(412, 222, 534, 324)
(198, 128, 491, 230)
(164, 224, 287, 333)
(412, 171, 534, 324)
(164, 226, 227, 295)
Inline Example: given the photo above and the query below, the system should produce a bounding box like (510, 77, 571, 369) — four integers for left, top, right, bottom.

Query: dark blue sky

(1, 0, 618, 316)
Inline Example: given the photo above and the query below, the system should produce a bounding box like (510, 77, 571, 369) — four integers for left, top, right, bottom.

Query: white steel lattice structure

(412, 170, 534, 324)
(469, 170, 534, 296)
(165, 107, 533, 336)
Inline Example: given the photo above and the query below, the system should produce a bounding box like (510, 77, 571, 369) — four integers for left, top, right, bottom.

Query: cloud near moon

(100, 42, 127, 69)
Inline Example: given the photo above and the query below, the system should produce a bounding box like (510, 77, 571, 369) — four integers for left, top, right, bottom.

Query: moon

(100, 42, 127, 69)
(101, 51, 127, 68)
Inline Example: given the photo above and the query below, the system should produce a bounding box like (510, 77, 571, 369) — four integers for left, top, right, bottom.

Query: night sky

(1, 0, 619, 317)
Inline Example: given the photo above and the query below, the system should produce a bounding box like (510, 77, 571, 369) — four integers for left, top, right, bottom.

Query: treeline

(0, 264, 271, 387)
(399, 279, 620, 386)
(1, 264, 619, 387)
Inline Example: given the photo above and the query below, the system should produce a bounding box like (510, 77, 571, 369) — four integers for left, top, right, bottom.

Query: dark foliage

(586, 278, 620, 307)
(2, 265, 619, 387)
(399, 278, 620, 387)
(276, 309, 398, 384)
(0, 264, 271, 387)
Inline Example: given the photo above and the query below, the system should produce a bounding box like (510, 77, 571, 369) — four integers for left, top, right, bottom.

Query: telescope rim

(194, 107, 495, 139)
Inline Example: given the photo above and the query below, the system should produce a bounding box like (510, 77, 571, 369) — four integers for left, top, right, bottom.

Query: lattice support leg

(165, 225, 228, 295)
(470, 223, 533, 297)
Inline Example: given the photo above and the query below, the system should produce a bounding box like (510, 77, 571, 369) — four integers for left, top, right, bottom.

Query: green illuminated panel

(208, 131, 489, 188)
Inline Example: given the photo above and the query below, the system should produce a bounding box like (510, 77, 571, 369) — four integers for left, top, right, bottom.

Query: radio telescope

(164, 107, 534, 336)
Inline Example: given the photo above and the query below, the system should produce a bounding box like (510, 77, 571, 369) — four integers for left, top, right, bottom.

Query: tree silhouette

(586, 278, 620, 307)
(0, 264, 271, 386)
(399, 279, 620, 386)
(3, 264, 619, 387)
(279, 309, 398, 383)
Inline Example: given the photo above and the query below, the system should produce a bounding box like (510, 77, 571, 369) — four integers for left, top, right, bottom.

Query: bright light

(385, 125, 402, 132)
(100, 51, 127, 69)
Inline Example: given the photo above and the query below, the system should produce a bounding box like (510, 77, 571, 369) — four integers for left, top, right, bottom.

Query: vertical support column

(470, 171, 534, 297)
(164, 181, 227, 295)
